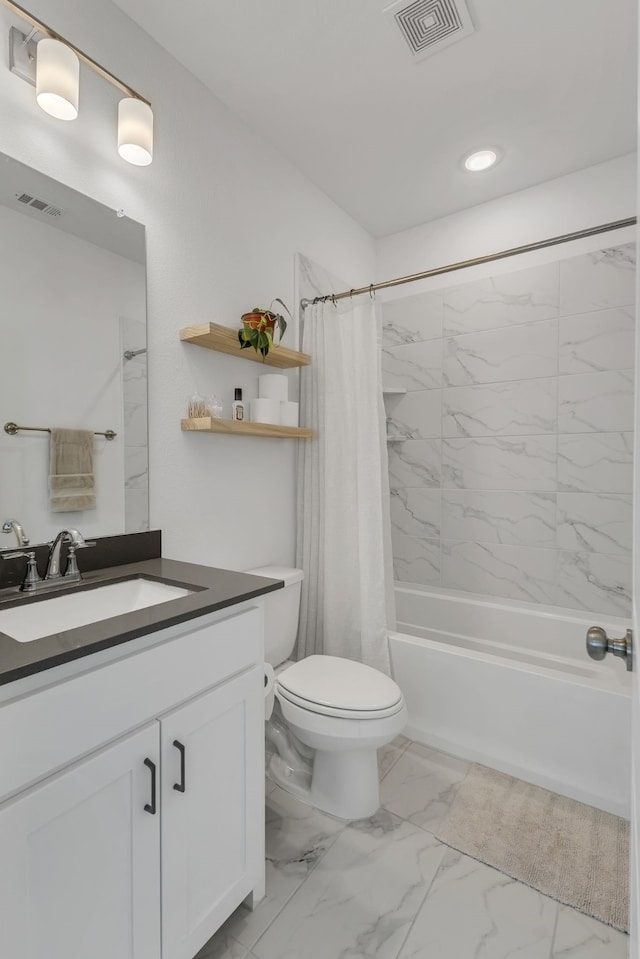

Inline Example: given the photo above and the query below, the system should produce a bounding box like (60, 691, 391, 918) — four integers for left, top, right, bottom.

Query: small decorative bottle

(231, 388, 245, 421)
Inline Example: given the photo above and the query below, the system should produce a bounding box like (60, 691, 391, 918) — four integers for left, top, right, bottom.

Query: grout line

(548, 898, 561, 959)
(378, 738, 412, 782)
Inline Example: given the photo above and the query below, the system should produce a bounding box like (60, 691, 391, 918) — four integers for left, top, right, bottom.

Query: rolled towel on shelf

(49, 428, 96, 512)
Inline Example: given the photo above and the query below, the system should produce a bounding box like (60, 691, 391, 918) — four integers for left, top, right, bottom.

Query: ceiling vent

(16, 192, 63, 217)
(385, 0, 475, 61)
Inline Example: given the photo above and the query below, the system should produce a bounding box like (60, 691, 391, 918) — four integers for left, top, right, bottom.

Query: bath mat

(435, 764, 629, 932)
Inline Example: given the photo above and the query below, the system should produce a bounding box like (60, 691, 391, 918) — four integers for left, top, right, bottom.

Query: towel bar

(4, 422, 117, 440)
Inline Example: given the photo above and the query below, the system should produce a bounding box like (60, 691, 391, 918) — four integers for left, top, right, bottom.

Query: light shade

(118, 98, 153, 166)
(464, 149, 498, 172)
(36, 38, 79, 121)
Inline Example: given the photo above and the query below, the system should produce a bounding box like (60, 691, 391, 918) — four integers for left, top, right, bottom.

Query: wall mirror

(0, 152, 148, 548)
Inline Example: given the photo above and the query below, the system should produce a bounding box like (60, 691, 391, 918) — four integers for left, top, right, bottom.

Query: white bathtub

(389, 584, 632, 818)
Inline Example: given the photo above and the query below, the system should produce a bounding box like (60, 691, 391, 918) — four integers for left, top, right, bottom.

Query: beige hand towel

(49, 428, 96, 512)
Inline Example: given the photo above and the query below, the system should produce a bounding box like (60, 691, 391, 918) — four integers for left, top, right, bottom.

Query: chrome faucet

(2, 519, 29, 548)
(0, 529, 95, 594)
(45, 528, 94, 582)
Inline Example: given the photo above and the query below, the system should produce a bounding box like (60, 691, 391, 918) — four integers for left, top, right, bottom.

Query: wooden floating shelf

(181, 417, 314, 440)
(180, 323, 311, 369)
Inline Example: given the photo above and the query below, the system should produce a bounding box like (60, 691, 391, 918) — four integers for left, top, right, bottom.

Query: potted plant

(238, 298, 291, 359)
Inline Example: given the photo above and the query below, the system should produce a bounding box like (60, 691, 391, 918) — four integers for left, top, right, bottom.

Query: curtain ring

(349, 289, 355, 299)
(369, 284, 375, 300)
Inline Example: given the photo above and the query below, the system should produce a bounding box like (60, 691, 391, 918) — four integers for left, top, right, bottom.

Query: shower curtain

(295, 297, 395, 674)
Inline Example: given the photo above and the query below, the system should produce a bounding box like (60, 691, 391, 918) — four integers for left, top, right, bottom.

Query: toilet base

(266, 696, 408, 821)
(268, 743, 380, 820)
(266, 703, 383, 820)
(311, 748, 380, 820)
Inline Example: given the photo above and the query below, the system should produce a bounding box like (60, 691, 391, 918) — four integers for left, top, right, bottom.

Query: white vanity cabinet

(161, 667, 262, 959)
(0, 602, 265, 959)
(0, 722, 162, 959)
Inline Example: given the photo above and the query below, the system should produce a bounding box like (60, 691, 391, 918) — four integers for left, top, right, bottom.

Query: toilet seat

(276, 654, 404, 720)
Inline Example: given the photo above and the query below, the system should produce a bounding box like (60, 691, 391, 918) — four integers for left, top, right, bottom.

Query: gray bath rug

(435, 763, 629, 932)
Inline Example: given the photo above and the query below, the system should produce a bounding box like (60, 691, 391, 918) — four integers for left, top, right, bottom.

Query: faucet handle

(1, 549, 34, 561)
(66, 541, 95, 579)
(1, 550, 41, 592)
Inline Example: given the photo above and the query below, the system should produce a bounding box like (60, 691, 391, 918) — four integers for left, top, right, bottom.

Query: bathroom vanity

(0, 555, 281, 959)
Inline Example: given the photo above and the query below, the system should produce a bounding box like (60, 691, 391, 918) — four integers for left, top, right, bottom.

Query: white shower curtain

(295, 297, 395, 674)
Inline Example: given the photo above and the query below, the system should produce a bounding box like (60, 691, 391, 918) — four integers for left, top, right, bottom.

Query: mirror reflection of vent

(15, 192, 63, 217)
(385, 0, 475, 61)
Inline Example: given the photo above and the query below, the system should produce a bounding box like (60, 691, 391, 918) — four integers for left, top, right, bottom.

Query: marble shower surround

(383, 243, 636, 616)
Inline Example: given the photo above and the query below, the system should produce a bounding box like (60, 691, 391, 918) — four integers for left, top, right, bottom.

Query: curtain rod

(300, 217, 637, 308)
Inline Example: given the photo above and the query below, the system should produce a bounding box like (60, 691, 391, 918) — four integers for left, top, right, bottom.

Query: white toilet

(248, 565, 407, 820)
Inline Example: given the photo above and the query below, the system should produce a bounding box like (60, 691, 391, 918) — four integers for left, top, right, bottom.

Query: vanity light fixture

(463, 149, 499, 172)
(3, 0, 154, 166)
(118, 98, 153, 167)
(35, 37, 79, 121)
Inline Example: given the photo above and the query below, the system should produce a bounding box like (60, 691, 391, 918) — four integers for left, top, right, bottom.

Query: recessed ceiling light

(464, 149, 499, 172)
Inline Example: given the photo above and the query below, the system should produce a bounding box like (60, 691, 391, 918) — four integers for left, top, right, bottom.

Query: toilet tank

(246, 566, 304, 667)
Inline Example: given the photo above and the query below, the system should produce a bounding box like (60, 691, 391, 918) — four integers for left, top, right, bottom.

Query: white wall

(0, 202, 145, 542)
(376, 154, 637, 291)
(0, 0, 374, 570)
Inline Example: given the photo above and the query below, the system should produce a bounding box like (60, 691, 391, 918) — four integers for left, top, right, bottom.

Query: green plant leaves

(238, 325, 274, 358)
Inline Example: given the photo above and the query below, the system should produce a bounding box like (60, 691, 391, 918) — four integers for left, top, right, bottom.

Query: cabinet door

(0, 723, 161, 959)
(160, 666, 264, 959)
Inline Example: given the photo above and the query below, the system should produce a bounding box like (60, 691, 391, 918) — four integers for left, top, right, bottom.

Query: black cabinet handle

(173, 739, 186, 793)
(143, 758, 157, 814)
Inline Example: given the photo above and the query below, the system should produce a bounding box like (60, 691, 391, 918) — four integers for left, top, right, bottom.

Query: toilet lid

(277, 655, 402, 712)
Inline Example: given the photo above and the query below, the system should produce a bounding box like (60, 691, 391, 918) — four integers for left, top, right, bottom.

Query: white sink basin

(0, 578, 194, 643)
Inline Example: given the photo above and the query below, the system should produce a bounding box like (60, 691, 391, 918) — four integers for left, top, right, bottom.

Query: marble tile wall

(383, 243, 636, 616)
(121, 317, 149, 533)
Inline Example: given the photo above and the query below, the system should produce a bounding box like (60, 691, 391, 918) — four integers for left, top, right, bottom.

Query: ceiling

(112, 0, 637, 237)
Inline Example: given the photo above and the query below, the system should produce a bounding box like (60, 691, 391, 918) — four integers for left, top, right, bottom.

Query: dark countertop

(0, 558, 282, 686)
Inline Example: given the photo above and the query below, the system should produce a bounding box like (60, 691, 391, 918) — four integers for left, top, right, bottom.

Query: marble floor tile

(379, 743, 469, 833)
(252, 808, 447, 959)
(378, 734, 411, 781)
(398, 849, 558, 959)
(551, 905, 628, 958)
(221, 786, 345, 950)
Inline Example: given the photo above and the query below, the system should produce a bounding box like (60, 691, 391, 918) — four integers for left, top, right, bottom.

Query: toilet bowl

(248, 566, 407, 820)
